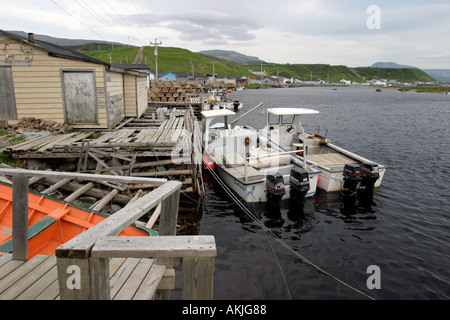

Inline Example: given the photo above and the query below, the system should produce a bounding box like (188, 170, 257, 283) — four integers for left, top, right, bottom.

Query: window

(281, 114, 294, 124)
(268, 113, 279, 125)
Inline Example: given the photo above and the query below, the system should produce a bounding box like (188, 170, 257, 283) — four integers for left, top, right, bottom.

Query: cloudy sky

(2, 0, 449, 69)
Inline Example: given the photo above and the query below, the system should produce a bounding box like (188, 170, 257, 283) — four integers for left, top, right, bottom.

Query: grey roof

(0, 29, 109, 67)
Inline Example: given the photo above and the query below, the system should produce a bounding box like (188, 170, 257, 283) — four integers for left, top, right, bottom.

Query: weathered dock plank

(0, 254, 167, 300)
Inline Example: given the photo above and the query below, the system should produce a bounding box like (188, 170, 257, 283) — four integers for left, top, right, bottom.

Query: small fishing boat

(263, 108, 386, 193)
(0, 182, 155, 259)
(202, 109, 320, 204)
(203, 89, 243, 111)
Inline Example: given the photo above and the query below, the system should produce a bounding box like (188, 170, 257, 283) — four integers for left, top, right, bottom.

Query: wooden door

(62, 71, 98, 124)
(0, 67, 18, 125)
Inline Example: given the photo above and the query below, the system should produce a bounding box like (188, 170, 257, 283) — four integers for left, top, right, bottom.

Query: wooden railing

(0, 168, 216, 300)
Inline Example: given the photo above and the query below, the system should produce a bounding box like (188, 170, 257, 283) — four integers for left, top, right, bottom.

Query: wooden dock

(1, 106, 204, 217)
(0, 254, 167, 300)
(0, 169, 216, 300)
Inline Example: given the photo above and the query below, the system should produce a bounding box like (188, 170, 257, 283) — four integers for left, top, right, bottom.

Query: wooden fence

(0, 168, 216, 300)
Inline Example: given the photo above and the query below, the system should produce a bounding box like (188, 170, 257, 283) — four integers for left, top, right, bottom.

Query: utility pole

(150, 38, 162, 81)
(212, 60, 216, 83)
(260, 61, 263, 87)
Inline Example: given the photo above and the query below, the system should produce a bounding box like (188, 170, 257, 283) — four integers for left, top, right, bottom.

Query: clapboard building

(0, 30, 148, 129)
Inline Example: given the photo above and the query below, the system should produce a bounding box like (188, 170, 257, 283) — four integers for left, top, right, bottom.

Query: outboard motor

(290, 167, 310, 202)
(342, 164, 362, 195)
(233, 100, 240, 111)
(266, 173, 285, 205)
(360, 162, 380, 195)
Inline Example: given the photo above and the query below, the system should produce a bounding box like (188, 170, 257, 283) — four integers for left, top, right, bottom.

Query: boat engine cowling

(233, 100, 240, 111)
(266, 173, 286, 198)
(360, 162, 380, 194)
(290, 167, 310, 193)
(343, 163, 362, 192)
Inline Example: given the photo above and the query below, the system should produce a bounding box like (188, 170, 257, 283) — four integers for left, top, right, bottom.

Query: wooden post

(56, 258, 93, 300)
(182, 257, 215, 300)
(159, 186, 181, 237)
(156, 185, 180, 299)
(12, 174, 28, 261)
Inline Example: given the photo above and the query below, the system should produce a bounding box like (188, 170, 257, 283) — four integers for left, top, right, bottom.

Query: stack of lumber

(147, 81, 203, 104)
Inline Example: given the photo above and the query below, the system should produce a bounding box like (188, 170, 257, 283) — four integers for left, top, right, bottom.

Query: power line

(74, 0, 129, 44)
(49, 0, 107, 41)
(98, 0, 149, 45)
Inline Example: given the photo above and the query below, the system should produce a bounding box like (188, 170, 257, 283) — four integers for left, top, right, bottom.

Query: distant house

(301, 79, 326, 85)
(262, 76, 282, 85)
(159, 72, 178, 81)
(0, 30, 149, 129)
(236, 76, 249, 85)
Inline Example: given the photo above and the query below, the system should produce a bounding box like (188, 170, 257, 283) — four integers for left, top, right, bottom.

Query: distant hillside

(8, 30, 125, 48)
(247, 63, 435, 83)
(355, 67, 435, 82)
(370, 62, 416, 69)
(83, 46, 252, 76)
(198, 49, 265, 64)
(421, 69, 450, 83)
(370, 62, 449, 82)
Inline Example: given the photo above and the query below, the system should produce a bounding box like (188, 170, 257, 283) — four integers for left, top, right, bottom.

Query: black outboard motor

(342, 163, 362, 195)
(266, 173, 285, 205)
(233, 100, 240, 111)
(290, 166, 310, 202)
(360, 162, 380, 195)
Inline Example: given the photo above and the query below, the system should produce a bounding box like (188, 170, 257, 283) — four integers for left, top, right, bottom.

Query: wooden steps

(0, 254, 166, 300)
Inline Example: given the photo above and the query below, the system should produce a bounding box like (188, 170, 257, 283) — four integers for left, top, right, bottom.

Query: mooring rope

(204, 158, 376, 300)
(146, 139, 374, 299)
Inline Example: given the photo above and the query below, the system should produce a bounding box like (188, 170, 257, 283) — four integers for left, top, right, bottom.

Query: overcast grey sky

(2, 0, 449, 68)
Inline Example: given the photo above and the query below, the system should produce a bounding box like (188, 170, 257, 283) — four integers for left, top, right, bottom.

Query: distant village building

(159, 71, 178, 81)
(262, 76, 283, 85)
(0, 30, 149, 129)
(301, 79, 326, 85)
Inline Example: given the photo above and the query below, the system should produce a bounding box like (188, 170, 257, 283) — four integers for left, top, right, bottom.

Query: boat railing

(0, 168, 216, 300)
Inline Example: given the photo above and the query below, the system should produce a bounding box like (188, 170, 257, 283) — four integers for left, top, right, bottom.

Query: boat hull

(316, 165, 386, 192)
(304, 142, 386, 192)
(0, 182, 154, 259)
(213, 163, 318, 203)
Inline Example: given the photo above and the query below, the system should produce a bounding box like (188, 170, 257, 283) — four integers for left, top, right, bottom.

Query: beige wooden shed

(0, 30, 149, 129)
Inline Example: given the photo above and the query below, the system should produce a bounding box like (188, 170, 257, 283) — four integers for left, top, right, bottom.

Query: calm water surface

(197, 86, 449, 300)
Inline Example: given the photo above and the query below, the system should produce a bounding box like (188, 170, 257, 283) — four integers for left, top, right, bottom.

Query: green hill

(81, 46, 435, 82)
(82, 46, 251, 76)
(247, 63, 435, 83)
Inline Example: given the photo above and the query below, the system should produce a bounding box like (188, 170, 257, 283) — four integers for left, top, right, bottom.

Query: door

(62, 71, 98, 124)
(0, 67, 18, 125)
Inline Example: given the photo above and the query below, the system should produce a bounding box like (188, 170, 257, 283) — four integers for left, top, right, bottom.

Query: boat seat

(248, 148, 291, 169)
(223, 152, 246, 168)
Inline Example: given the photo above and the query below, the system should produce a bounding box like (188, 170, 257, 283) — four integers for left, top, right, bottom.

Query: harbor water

(196, 86, 449, 300)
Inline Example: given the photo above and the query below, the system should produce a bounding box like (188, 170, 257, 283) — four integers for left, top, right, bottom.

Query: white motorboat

(202, 108, 320, 204)
(203, 89, 243, 111)
(263, 108, 386, 193)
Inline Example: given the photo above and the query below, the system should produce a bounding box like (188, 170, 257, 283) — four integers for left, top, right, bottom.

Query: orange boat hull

(0, 182, 154, 259)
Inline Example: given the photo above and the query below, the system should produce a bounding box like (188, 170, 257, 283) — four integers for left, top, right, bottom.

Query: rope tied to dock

(203, 157, 376, 300)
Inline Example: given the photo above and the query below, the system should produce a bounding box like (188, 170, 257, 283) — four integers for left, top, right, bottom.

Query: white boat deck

(306, 152, 357, 167)
(224, 165, 263, 182)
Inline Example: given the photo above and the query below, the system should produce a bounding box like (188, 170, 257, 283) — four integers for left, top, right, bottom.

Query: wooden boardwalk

(0, 253, 166, 300)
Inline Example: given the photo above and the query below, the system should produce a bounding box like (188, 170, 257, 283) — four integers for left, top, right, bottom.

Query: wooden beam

(12, 175, 28, 261)
(0, 168, 167, 186)
(56, 181, 182, 259)
(91, 236, 216, 259)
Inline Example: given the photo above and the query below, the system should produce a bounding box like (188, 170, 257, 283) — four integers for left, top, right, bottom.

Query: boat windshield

(268, 113, 295, 125)
(281, 114, 294, 124)
(268, 113, 279, 125)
